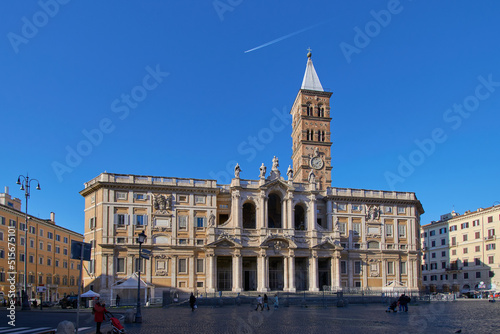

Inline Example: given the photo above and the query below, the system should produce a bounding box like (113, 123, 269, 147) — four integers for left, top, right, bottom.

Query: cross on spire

(307, 47, 312, 58)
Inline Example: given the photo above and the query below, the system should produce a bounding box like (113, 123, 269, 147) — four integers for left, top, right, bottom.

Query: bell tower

(290, 50, 333, 190)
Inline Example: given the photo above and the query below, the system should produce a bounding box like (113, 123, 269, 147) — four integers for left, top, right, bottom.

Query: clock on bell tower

(290, 50, 333, 190)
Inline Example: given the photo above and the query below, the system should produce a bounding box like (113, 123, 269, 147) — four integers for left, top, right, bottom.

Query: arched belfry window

(268, 193, 282, 228)
(306, 104, 312, 116)
(243, 202, 256, 229)
(294, 204, 306, 230)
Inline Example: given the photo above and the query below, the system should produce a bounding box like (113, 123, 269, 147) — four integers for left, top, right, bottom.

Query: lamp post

(135, 230, 147, 323)
(16, 174, 41, 311)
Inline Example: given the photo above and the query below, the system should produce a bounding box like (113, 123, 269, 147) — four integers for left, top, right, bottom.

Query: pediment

(260, 235, 297, 249)
(206, 237, 242, 248)
(313, 239, 343, 250)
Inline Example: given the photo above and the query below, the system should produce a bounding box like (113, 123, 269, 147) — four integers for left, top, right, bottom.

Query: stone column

(289, 195, 295, 231)
(362, 257, 368, 288)
(232, 252, 242, 292)
(309, 252, 319, 291)
(189, 255, 195, 289)
(348, 258, 354, 288)
(232, 190, 241, 229)
(308, 195, 317, 231)
(283, 256, 289, 291)
(326, 200, 333, 231)
(257, 253, 267, 292)
(282, 197, 287, 229)
(288, 253, 296, 292)
(127, 254, 134, 276)
(331, 254, 341, 290)
(146, 253, 152, 284)
(258, 191, 266, 229)
(171, 255, 177, 290)
(382, 260, 387, 287)
(206, 254, 216, 293)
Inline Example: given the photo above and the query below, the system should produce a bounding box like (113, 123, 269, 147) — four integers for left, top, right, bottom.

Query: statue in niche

(234, 163, 242, 178)
(287, 165, 293, 180)
(259, 163, 266, 178)
(308, 170, 316, 184)
(334, 218, 340, 231)
(208, 212, 216, 227)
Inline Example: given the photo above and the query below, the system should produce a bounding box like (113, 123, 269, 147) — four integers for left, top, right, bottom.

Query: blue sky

(1, 0, 499, 234)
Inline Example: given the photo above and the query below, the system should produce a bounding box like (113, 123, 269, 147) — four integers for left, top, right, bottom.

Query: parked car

(41, 300, 55, 307)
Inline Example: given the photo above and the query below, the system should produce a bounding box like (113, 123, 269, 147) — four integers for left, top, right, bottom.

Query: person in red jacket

(93, 301, 109, 334)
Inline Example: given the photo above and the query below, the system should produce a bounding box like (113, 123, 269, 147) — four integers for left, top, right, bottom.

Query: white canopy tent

(80, 290, 100, 298)
(110, 273, 154, 306)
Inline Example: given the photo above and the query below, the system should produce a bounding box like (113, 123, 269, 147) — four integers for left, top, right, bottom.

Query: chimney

(4, 186, 8, 194)
(50, 212, 55, 222)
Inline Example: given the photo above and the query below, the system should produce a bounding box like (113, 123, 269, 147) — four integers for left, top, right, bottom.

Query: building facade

(0, 187, 83, 303)
(80, 53, 424, 301)
(421, 205, 500, 294)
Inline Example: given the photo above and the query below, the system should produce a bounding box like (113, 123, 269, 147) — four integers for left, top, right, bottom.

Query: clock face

(310, 156, 324, 169)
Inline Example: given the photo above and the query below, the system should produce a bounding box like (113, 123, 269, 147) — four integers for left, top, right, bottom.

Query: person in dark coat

(263, 294, 270, 311)
(93, 301, 109, 334)
(115, 294, 120, 307)
(398, 294, 411, 312)
(386, 300, 398, 312)
(189, 292, 197, 312)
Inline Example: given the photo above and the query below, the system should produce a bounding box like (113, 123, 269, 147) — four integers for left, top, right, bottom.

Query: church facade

(81, 53, 424, 299)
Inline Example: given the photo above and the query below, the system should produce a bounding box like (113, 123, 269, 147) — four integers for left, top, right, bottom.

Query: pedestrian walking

(263, 294, 270, 310)
(116, 294, 120, 307)
(273, 294, 279, 309)
(189, 292, 197, 312)
(255, 295, 263, 311)
(93, 301, 109, 334)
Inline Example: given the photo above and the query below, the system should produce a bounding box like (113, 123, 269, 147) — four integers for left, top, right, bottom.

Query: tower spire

(301, 49, 323, 91)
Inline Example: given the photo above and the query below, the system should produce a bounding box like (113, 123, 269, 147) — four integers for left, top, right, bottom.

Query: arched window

(294, 205, 306, 230)
(306, 104, 312, 116)
(268, 193, 282, 228)
(367, 241, 379, 249)
(243, 202, 256, 229)
(317, 131, 321, 141)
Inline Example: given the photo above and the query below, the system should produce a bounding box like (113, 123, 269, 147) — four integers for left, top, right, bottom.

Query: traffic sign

(140, 254, 150, 259)
(141, 249, 151, 255)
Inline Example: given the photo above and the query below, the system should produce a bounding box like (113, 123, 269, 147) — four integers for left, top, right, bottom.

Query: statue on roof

(259, 163, 266, 179)
(234, 163, 242, 178)
(287, 165, 293, 181)
(272, 156, 279, 171)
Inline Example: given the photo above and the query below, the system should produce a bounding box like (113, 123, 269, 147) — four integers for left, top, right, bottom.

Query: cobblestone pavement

(123, 300, 500, 334)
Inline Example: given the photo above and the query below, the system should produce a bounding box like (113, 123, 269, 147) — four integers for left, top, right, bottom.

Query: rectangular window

(195, 196, 206, 204)
(441, 251, 446, 257)
(453, 273, 457, 279)
(398, 207, 406, 214)
(64, 237, 68, 243)
(464, 273, 469, 279)
(452, 249, 456, 255)
(135, 214, 148, 226)
(385, 206, 393, 214)
(463, 259, 469, 267)
(179, 216, 188, 230)
(115, 214, 128, 226)
(47, 258, 51, 266)
(431, 253, 436, 259)
(39, 242, 43, 250)
(178, 195, 188, 202)
(56, 234, 61, 241)
(135, 193, 146, 200)
(339, 223, 346, 235)
(116, 238, 125, 243)
(135, 258, 145, 272)
(486, 243, 496, 250)
(116, 192, 128, 200)
(0, 216, 4, 225)
(487, 229, 495, 239)
(55, 246, 60, 254)
(47, 232, 53, 239)
(351, 204, 361, 211)
(89, 217, 96, 229)
(400, 261, 407, 275)
(337, 203, 347, 211)
(352, 223, 361, 236)
(387, 262, 394, 275)
(47, 244, 52, 252)
(450, 225, 457, 231)
(398, 224, 406, 238)
(488, 256, 494, 264)
(431, 241, 436, 247)
(63, 248, 68, 255)
(196, 239, 204, 246)
(441, 239, 446, 246)
(29, 226, 35, 234)
(475, 232, 481, 239)
(473, 219, 480, 227)
(476, 272, 481, 278)
(475, 258, 480, 266)
(423, 276, 428, 281)
(439, 227, 447, 234)
(354, 261, 361, 274)
(196, 217, 206, 228)
(461, 222, 469, 229)
(39, 228, 43, 237)
(39, 257, 43, 265)
(55, 260, 59, 267)
(430, 230, 436, 236)
(116, 258, 125, 273)
(197, 282, 204, 288)
(488, 216, 493, 223)
(178, 259, 187, 273)
(441, 262, 446, 269)
(463, 234, 468, 242)
(9, 219, 16, 228)
(475, 245, 481, 252)
(463, 248, 468, 254)
(340, 261, 347, 274)
(19, 222, 26, 231)
(386, 224, 393, 237)
(178, 239, 187, 245)
(196, 259, 204, 273)
(451, 236, 456, 246)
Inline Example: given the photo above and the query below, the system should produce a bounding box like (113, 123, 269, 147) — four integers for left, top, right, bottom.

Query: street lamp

(16, 174, 41, 311)
(135, 230, 147, 323)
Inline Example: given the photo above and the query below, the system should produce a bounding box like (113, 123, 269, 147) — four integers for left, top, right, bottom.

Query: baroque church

(81, 52, 424, 301)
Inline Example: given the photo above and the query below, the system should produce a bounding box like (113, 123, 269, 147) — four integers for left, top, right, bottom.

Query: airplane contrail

(244, 21, 330, 53)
